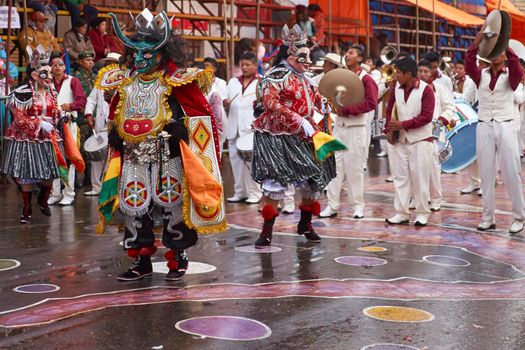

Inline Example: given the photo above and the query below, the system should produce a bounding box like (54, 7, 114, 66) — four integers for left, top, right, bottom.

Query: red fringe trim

(299, 201, 321, 215)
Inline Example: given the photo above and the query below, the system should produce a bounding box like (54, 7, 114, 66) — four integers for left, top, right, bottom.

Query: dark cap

(78, 51, 95, 60)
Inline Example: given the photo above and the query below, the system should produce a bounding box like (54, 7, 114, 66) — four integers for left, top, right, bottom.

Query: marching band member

(320, 45, 378, 219)
(425, 51, 454, 96)
(225, 51, 263, 204)
(466, 31, 525, 234)
(453, 60, 477, 106)
(385, 57, 435, 226)
(417, 59, 457, 211)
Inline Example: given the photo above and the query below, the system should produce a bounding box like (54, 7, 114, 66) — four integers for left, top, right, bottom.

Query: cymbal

(510, 39, 525, 61)
(318, 68, 365, 110)
(478, 10, 512, 60)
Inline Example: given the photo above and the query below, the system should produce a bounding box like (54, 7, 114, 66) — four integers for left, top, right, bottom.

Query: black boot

(297, 203, 321, 243)
(255, 205, 278, 248)
(37, 184, 52, 217)
(165, 249, 189, 281)
(117, 255, 153, 281)
(20, 191, 32, 224)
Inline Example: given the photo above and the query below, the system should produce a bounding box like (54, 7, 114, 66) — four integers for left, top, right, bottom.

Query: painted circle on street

(335, 256, 387, 267)
(422, 255, 470, 267)
(152, 261, 217, 275)
(363, 306, 435, 323)
(361, 344, 421, 350)
(175, 316, 271, 341)
(358, 246, 388, 252)
(0, 259, 20, 271)
(13, 284, 60, 294)
(235, 246, 282, 253)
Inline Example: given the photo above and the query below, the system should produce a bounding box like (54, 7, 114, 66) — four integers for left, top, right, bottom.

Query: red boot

(37, 184, 52, 216)
(20, 191, 32, 224)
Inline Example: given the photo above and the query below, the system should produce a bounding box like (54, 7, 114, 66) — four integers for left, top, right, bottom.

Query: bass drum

(236, 132, 254, 163)
(441, 119, 478, 173)
(83, 131, 108, 162)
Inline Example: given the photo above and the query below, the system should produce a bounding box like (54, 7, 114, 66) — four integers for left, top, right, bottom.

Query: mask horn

(109, 13, 137, 49)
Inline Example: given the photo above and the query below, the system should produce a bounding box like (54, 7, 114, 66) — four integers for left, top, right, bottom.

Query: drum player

(465, 30, 525, 234)
(417, 59, 457, 212)
(84, 52, 121, 196)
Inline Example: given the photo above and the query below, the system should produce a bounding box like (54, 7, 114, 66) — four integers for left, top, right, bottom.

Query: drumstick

(230, 93, 240, 103)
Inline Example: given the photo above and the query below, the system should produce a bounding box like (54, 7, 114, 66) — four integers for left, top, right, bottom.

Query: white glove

(40, 121, 53, 133)
(301, 118, 315, 137)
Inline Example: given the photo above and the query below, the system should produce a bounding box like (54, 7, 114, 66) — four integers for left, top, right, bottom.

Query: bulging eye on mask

(37, 68, 51, 80)
(294, 47, 312, 65)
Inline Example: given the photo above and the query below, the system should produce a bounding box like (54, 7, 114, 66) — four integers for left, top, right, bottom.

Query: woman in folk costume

(96, 9, 225, 281)
(2, 46, 62, 224)
(251, 24, 337, 248)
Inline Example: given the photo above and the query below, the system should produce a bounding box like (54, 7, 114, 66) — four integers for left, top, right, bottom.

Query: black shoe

(39, 206, 51, 217)
(165, 250, 189, 281)
(117, 256, 153, 281)
(255, 217, 276, 248)
(304, 230, 321, 243)
(20, 214, 31, 224)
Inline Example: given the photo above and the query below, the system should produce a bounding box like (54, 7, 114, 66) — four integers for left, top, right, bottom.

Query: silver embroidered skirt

(251, 131, 335, 193)
(2, 139, 60, 182)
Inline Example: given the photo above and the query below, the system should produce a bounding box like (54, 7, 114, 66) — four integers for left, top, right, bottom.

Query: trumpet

(380, 45, 398, 65)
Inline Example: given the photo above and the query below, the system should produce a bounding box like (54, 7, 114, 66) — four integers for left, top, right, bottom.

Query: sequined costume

(97, 9, 225, 281)
(252, 24, 336, 248)
(2, 46, 62, 223)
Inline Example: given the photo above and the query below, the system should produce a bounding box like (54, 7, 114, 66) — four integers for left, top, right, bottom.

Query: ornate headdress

(281, 24, 308, 55)
(26, 45, 51, 70)
(110, 9, 170, 51)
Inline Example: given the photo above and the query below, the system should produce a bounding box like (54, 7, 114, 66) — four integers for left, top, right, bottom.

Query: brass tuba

(380, 64, 397, 83)
(380, 45, 398, 65)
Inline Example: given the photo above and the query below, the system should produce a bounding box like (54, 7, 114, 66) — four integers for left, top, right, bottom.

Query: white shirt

(225, 75, 259, 140)
(85, 87, 109, 133)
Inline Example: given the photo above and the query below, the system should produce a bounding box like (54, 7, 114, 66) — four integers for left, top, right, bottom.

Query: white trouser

(282, 185, 295, 207)
(429, 141, 442, 205)
(51, 122, 78, 201)
(326, 125, 366, 211)
(476, 121, 525, 222)
(390, 141, 433, 217)
(468, 161, 481, 185)
(90, 160, 104, 193)
(363, 113, 373, 167)
(514, 116, 523, 156)
(228, 138, 262, 200)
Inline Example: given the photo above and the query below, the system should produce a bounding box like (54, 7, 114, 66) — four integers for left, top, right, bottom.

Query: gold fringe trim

(181, 176, 227, 234)
(94, 63, 126, 91)
(165, 67, 214, 95)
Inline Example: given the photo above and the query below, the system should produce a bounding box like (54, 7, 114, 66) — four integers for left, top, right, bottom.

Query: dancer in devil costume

(2, 46, 61, 224)
(96, 9, 225, 281)
(251, 25, 335, 248)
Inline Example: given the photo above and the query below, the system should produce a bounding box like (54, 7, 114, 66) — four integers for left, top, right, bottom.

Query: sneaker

(227, 195, 247, 203)
(84, 190, 100, 196)
(376, 151, 387, 157)
(353, 207, 364, 219)
(282, 203, 295, 214)
(48, 196, 62, 205)
(117, 256, 153, 281)
(304, 230, 321, 243)
(20, 214, 32, 224)
(477, 188, 482, 196)
(509, 220, 525, 235)
(385, 176, 394, 183)
(245, 197, 261, 204)
(319, 206, 338, 218)
(414, 215, 428, 226)
(386, 214, 409, 225)
(430, 202, 441, 212)
(460, 183, 480, 194)
(59, 197, 74, 206)
(477, 221, 496, 231)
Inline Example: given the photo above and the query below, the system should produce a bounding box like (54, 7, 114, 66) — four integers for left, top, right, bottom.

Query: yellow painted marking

(363, 306, 434, 323)
(358, 246, 388, 252)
